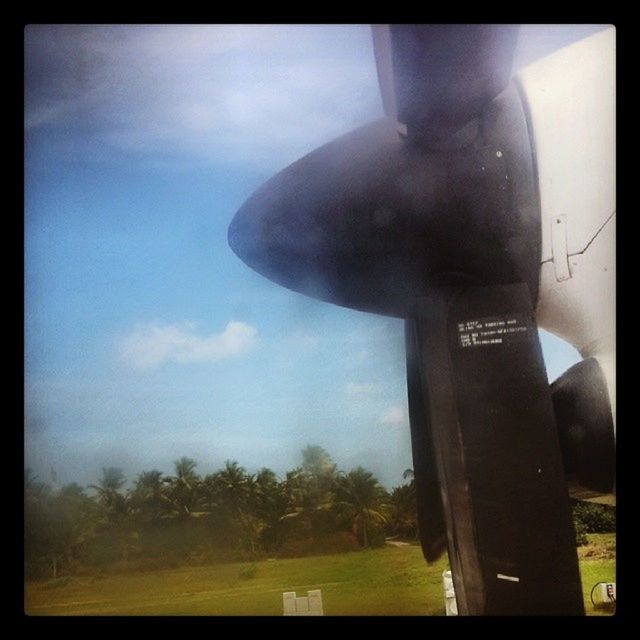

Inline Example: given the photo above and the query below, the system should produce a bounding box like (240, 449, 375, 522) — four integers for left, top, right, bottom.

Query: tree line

(24, 444, 614, 581)
(24, 446, 418, 580)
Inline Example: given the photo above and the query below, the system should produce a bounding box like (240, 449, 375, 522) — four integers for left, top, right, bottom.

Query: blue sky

(24, 24, 606, 489)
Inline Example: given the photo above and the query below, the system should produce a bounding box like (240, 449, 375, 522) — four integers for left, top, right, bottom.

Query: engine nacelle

(516, 28, 616, 433)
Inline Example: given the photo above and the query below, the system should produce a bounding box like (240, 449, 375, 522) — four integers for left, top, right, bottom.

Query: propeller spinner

(228, 25, 532, 317)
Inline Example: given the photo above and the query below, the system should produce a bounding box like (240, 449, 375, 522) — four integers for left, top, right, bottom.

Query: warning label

(457, 314, 529, 348)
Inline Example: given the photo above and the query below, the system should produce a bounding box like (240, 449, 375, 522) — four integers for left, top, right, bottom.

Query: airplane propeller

(228, 24, 614, 615)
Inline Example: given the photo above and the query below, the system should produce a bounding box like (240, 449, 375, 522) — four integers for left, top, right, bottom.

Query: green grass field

(25, 534, 615, 616)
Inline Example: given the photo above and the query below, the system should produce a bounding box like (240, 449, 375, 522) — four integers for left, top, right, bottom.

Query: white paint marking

(497, 573, 520, 583)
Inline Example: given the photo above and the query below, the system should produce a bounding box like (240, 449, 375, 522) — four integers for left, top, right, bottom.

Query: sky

(24, 24, 609, 490)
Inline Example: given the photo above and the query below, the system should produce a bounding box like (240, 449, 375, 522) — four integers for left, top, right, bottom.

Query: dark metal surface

(389, 25, 519, 146)
(411, 283, 584, 615)
(552, 358, 616, 496)
(405, 318, 447, 562)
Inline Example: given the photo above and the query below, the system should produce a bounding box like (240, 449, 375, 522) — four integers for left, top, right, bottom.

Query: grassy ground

(25, 534, 615, 616)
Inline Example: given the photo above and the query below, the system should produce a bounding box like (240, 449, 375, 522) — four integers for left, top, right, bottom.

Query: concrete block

(295, 596, 309, 613)
(283, 591, 297, 615)
(308, 590, 323, 615)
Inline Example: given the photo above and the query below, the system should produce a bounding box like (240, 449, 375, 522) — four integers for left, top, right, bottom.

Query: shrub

(572, 501, 615, 535)
(573, 519, 589, 546)
(368, 525, 387, 549)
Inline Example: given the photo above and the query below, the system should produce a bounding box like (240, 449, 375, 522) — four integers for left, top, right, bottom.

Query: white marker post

(442, 570, 458, 616)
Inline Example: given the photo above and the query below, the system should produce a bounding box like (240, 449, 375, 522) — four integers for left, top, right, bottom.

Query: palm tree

(255, 467, 278, 489)
(281, 465, 336, 537)
(164, 458, 206, 518)
(212, 460, 251, 516)
(130, 470, 168, 522)
(208, 461, 266, 555)
(282, 467, 307, 504)
(387, 484, 418, 539)
(134, 469, 164, 494)
(251, 468, 277, 516)
(89, 467, 127, 515)
(174, 457, 198, 482)
(335, 467, 390, 548)
(89, 468, 134, 561)
(252, 468, 289, 549)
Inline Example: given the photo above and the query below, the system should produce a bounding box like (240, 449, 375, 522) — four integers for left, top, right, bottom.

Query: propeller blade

(387, 24, 519, 146)
(409, 281, 584, 615)
(405, 317, 447, 562)
(552, 357, 616, 498)
(371, 25, 398, 121)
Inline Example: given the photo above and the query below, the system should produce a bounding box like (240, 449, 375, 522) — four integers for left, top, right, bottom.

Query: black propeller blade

(382, 24, 520, 147)
(552, 357, 616, 498)
(405, 317, 447, 562)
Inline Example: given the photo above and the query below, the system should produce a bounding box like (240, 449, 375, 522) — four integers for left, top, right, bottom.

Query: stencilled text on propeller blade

(457, 314, 530, 348)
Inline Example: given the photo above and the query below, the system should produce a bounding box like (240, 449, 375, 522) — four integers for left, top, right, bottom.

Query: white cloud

(118, 320, 257, 370)
(344, 381, 382, 398)
(378, 404, 407, 427)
